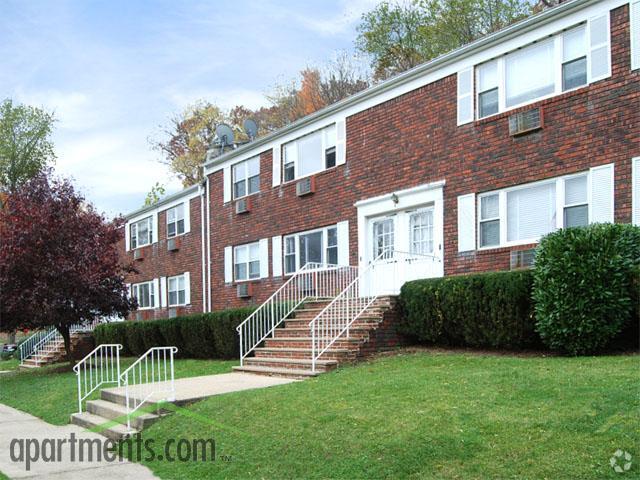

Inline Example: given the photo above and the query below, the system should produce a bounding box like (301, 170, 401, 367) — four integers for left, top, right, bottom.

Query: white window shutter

(272, 235, 283, 277)
(272, 145, 281, 187)
(223, 165, 231, 203)
(336, 119, 347, 166)
(259, 238, 269, 278)
(457, 68, 474, 125)
(183, 201, 191, 233)
(160, 277, 167, 308)
(224, 246, 233, 283)
(184, 272, 191, 305)
(153, 278, 160, 308)
(632, 157, 640, 225)
(337, 220, 350, 265)
(589, 163, 614, 223)
(632, 0, 640, 70)
(588, 12, 611, 82)
(457, 193, 476, 252)
(125, 223, 130, 251)
(152, 214, 158, 243)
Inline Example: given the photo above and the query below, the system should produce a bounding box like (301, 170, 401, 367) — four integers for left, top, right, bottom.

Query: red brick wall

(118, 194, 205, 320)
(207, 5, 638, 311)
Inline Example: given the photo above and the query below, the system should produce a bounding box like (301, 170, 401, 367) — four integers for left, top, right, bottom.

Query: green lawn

(0, 357, 235, 425)
(130, 351, 639, 480)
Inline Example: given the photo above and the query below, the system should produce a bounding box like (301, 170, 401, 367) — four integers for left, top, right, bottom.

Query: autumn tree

(0, 172, 134, 366)
(357, 0, 534, 80)
(0, 99, 56, 192)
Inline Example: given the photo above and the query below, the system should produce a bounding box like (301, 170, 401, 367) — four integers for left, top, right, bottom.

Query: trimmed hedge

(533, 223, 640, 355)
(94, 307, 255, 359)
(398, 270, 539, 350)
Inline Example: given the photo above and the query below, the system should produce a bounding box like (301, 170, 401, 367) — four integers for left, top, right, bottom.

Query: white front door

(358, 183, 444, 296)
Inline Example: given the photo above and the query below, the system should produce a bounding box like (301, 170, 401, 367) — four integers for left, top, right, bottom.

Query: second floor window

(233, 157, 260, 199)
(130, 216, 153, 249)
(234, 243, 260, 281)
(167, 204, 185, 238)
(283, 124, 336, 182)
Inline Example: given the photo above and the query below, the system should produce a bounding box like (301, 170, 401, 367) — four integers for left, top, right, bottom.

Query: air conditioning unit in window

(235, 197, 251, 214)
(509, 108, 543, 136)
(237, 283, 252, 298)
(296, 177, 315, 197)
(167, 238, 180, 251)
(133, 248, 145, 261)
(510, 249, 536, 270)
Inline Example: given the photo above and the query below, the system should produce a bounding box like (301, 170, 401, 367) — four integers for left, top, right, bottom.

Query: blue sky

(0, 0, 380, 216)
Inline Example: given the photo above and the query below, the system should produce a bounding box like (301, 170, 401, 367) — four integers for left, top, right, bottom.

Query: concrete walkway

(0, 403, 157, 479)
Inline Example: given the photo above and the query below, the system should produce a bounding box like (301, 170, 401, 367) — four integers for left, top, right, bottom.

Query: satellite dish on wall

(215, 123, 235, 148)
(243, 118, 258, 141)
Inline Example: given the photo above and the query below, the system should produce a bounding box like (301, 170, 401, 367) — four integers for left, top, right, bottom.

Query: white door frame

(355, 180, 445, 287)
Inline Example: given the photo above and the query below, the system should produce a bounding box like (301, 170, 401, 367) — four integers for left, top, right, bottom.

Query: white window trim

(232, 156, 260, 200)
(233, 242, 261, 283)
(132, 280, 155, 310)
(282, 124, 338, 183)
(130, 216, 153, 250)
(283, 224, 339, 275)
(477, 171, 593, 250)
(167, 274, 187, 307)
(166, 203, 186, 239)
(475, 20, 601, 120)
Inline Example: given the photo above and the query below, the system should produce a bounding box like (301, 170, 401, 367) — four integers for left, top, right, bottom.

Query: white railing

(120, 346, 178, 431)
(236, 263, 359, 365)
(309, 250, 441, 371)
(19, 319, 104, 365)
(74, 344, 122, 413)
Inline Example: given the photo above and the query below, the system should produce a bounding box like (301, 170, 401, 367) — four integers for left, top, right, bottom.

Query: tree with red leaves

(0, 172, 135, 367)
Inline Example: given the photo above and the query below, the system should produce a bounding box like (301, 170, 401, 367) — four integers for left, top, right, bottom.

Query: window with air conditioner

(284, 225, 339, 274)
(132, 281, 154, 309)
(282, 124, 337, 182)
(234, 242, 260, 281)
(233, 156, 260, 199)
(130, 216, 153, 249)
(168, 275, 186, 306)
(166, 204, 185, 238)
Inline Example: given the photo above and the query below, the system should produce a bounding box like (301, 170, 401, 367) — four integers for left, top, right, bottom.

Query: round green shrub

(533, 223, 640, 355)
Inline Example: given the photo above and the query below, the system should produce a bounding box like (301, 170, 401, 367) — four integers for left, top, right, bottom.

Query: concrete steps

(70, 411, 138, 441)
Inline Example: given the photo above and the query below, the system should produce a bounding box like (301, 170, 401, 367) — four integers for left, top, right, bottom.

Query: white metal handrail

(19, 327, 56, 364)
(74, 344, 122, 413)
(309, 250, 441, 371)
(236, 262, 359, 365)
(120, 346, 178, 431)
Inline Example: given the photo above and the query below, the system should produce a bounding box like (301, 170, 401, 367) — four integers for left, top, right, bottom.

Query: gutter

(202, 0, 599, 170)
(124, 184, 199, 220)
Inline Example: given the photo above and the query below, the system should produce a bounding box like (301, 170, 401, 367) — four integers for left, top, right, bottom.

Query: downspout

(206, 175, 212, 312)
(200, 181, 207, 313)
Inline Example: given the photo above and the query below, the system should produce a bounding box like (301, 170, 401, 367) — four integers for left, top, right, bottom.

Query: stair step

(253, 347, 355, 361)
(244, 357, 337, 371)
(273, 327, 370, 338)
(232, 365, 320, 379)
(70, 412, 138, 440)
(86, 399, 161, 430)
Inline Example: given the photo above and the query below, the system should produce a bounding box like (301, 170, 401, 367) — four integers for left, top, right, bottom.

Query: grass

(0, 357, 235, 425)
(129, 350, 639, 480)
(0, 471, 8, 480)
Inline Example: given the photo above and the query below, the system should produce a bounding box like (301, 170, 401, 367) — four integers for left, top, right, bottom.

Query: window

(282, 124, 337, 182)
(562, 26, 587, 91)
(410, 210, 434, 255)
(477, 61, 499, 118)
(478, 171, 593, 249)
(505, 40, 555, 108)
(130, 216, 153, 249)
(132, 281, 154, 309)
(284, 226, 339, 274)
(234, 243, 260, 281)
(479, 194, 500, 247)
(166, 204, 185, 238)
(563, 175, 588, 227)
(233, 157, 260, 199)
(372, 218, 394, 259)
(168, 275, 186, 306)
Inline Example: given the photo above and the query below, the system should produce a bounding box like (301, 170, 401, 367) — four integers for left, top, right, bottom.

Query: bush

(399, 270, 538, 349)
(93, 306, 256, 360)
(533, 223, 640, 355)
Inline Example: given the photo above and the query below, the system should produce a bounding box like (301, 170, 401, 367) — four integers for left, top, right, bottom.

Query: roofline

(203, 0, 599, 169)
(124, 183, 201, 220)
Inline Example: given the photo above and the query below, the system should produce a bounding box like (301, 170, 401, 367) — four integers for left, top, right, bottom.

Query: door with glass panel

(405, 207, 436, 283)
(367, 215, 397, 295)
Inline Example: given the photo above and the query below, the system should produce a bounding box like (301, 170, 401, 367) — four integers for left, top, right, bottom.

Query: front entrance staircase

(233, 296, 399, 378)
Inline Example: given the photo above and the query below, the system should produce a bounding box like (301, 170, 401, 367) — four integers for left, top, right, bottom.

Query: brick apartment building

(120, 0, 639, 321)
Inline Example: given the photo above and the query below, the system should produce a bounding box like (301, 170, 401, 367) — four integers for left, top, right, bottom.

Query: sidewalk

(0, 403, 157, 479)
